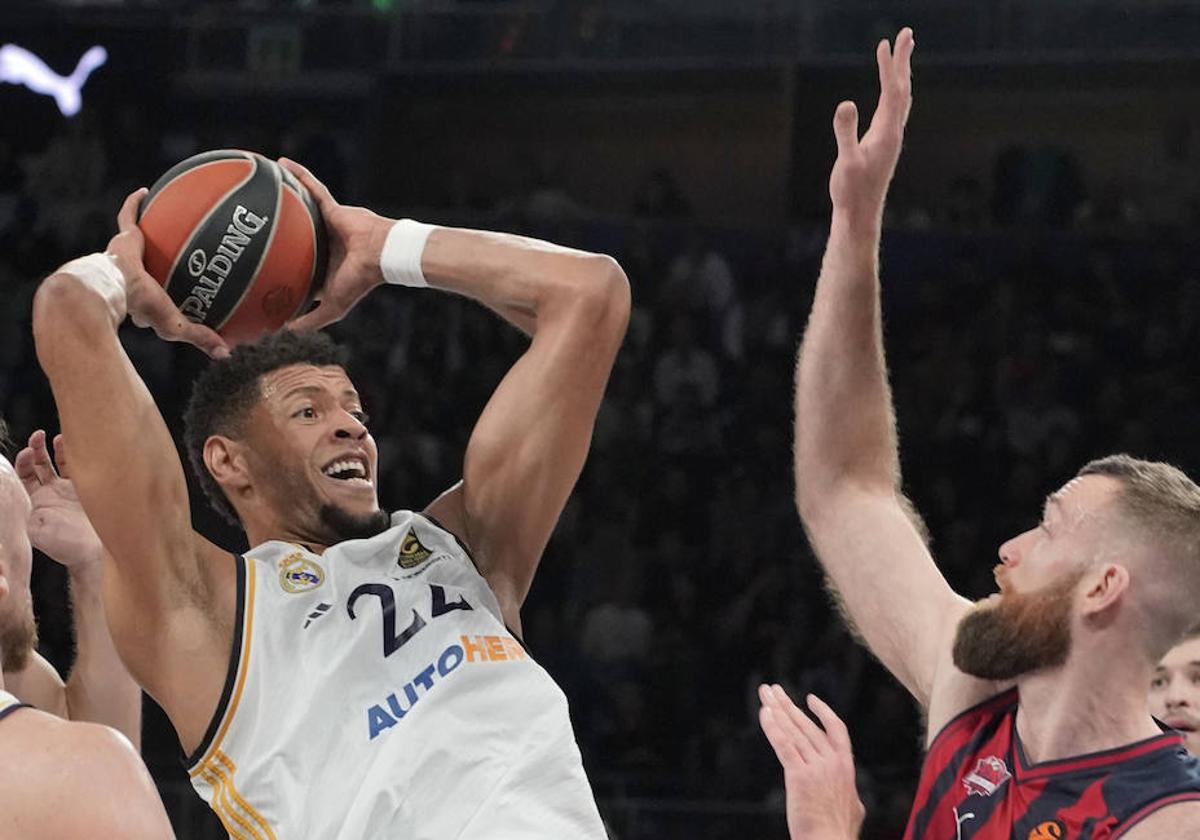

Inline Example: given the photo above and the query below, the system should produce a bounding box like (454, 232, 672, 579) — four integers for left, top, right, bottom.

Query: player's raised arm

(281, 161, 630, 633)
(417, 228, 629, 629)
(31, 190, 237, 751)
(793, 29, 988, 715)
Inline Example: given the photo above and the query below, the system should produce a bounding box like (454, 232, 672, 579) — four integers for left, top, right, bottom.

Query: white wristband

(58, 252, 128, 325)
(380, 219, 437, 288)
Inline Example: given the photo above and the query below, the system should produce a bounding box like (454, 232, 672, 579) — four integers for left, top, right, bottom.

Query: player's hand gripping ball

(137, 150, 328, 345)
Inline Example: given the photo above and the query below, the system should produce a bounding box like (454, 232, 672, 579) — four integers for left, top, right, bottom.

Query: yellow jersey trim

(191, 559, 257, 777)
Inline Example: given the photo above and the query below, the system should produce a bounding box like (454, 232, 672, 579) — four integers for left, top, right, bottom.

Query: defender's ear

(1080, 562, 1130, 619)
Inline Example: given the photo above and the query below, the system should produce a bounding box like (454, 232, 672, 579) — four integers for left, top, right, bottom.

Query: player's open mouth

(321, 455, 372, 489)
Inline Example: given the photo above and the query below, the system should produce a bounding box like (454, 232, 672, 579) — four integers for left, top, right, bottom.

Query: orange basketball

(137, 150, 327, 345)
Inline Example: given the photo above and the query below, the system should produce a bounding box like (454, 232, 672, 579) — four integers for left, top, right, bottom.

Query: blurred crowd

(2, 114, 1199, 839)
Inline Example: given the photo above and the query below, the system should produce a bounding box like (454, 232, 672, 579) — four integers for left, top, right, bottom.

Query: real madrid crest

(278, 552, 325, 594)
(397, 528, 433, 570)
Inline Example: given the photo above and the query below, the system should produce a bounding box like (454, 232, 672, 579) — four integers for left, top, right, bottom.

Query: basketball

(137, 149, 327, 345)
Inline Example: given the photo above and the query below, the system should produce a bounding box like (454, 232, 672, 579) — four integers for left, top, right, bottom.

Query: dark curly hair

(0, 416, 10, 458)
(183, 330, 349, 526)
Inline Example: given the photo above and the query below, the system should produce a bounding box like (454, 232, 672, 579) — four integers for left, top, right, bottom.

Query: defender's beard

(319, 503, 391, 543)
(952, 568, 1084, 681)
(0, 594, 37, 673)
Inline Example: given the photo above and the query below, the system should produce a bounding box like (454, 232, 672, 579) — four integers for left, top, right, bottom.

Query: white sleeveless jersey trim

(186, 510, 605, 840)
(0, 689, 27, 723)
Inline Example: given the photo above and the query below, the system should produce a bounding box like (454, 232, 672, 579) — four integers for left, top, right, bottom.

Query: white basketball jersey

(187, 511, 606, 840)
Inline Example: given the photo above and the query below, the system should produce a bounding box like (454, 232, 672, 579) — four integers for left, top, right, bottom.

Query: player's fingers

(27, 429, 58, 484)
(13, 446, 38, 492)
(116, 187, 148, 232)
(894, 27, 915, 85)
(760, 684, 821, 761)
(133, 280, 231, 358)
(288, 299, 343, 333)
(759, 706, 804, 768)
(807, 694, 854, 755)
(52, 434, 69, 480)
(875, 37, 893, 97)
(173, 320, 232, 360)
(278, 158, 337, 209)
(890, 28, 915, 124)
(772, 684, 833, 757)
(833, 101, 860, 158)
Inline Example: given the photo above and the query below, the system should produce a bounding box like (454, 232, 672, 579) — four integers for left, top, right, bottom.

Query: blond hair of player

(0, 418, 174, 840)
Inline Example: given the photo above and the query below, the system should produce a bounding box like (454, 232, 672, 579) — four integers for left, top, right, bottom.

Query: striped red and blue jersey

(903, 689, 1200, 839)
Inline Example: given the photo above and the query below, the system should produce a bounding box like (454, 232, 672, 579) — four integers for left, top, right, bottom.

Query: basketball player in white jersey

(4, 427, 142, 746)
(0, 418, 175, 839)
(32, 167, 630, 837)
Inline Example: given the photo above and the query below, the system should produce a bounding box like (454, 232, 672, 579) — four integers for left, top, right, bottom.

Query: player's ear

(1080, 562, 1129, 619)
(204, 435, 252, 496)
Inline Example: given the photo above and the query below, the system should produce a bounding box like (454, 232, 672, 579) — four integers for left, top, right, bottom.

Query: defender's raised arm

(792, 30, 991, 721)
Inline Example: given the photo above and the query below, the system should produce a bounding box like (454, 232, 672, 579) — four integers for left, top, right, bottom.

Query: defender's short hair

(0, 416, 9, 458)
(183, 330, 348, 525)
(1078, 454, 1200, 658)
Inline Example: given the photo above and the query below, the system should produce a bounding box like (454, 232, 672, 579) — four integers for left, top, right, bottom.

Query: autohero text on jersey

(366, 634, 527, 740)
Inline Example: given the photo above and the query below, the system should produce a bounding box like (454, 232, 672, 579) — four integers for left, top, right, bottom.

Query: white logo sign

(0, 44, 107, 117)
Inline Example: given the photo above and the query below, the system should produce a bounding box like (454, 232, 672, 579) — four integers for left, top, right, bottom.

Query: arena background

(2, 1, 1200, 837)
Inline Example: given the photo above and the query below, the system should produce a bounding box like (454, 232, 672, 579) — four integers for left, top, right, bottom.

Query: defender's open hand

(759, 685, 866, 840)
(14, 430, 104, 569)
(828, 28, 914, 222)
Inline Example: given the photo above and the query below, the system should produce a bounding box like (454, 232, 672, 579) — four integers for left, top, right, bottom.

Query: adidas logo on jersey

(303, 602, 333, 629)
